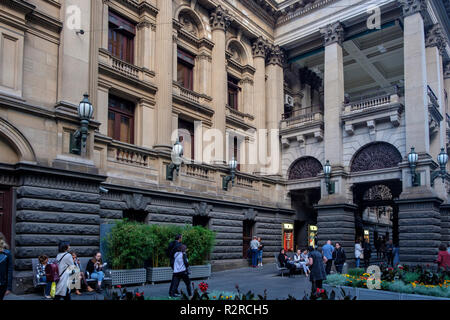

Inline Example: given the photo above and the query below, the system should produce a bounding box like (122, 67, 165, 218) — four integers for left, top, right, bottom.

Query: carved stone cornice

(252, 36, 269, 59)
(243, 208, 258, 221)
(210, 5, 233, 32)
(320, 21, 344, 46)
(266, 45, 284, 67)
(398, 0, 427, 18)
(425, 24, 448, 56)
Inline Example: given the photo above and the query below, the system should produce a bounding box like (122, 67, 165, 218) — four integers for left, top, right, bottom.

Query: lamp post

(70, 93, 94, 157)
(323, 160, 335, 194)
(166, 140, 184, 181)
(431, 147, 449, 186)
(223, 157, 238, 191)
(407, 147, 419, 187)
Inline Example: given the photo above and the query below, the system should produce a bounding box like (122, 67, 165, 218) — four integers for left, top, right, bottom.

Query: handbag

(50, 282, 56, 298)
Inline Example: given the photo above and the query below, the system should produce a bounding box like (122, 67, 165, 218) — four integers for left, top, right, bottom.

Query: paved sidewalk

(5, 264, 312, 300)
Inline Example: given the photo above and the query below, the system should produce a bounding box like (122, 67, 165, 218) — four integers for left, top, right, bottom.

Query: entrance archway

(353, 180, 402, 250)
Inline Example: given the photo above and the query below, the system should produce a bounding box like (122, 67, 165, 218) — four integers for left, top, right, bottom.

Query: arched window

(350, 142, 402, 172)
(288, 157, 323, 180)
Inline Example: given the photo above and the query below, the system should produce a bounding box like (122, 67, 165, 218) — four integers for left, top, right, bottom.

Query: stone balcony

(342, 91, 404, 135)
(280, 107, 324, 147)
(172, 82, 214, 117)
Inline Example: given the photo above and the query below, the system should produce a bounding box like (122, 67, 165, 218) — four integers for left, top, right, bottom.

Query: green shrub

(388, 281, 414, 294)
(347, 268, 365, 277)
(107, 220, 154, 270)
(182, 225, 216, 266)
(402, 272, 420, 284)
(148, 224, 183, 268)
(324, 274, 348, 286)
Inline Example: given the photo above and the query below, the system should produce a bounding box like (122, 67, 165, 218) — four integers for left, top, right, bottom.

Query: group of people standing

(249, 236, 264, 268)
(355, 237, 400, 268)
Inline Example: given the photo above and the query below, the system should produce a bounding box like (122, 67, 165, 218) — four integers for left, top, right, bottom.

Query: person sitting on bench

(277, 249, 296, 276)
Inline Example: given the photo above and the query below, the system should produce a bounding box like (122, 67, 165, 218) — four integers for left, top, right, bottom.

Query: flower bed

(325, 265, 450, 299)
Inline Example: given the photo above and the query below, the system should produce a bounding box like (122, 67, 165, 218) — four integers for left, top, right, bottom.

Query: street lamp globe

(229, 157, 238, 170)
(324, 160, 331, 176)
(437, 148, 448, 168)
(408, 147, 418, 166)
(78, 93, 94, 120)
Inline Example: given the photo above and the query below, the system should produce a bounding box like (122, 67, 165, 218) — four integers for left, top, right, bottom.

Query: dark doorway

(123, 210, 148, 223)
(290, 188, 320, 250)
(242, 219, 255, 259)
(353, 180, 401, 245)
(0, 188, 12, 246)
(193, 215, 210, 228)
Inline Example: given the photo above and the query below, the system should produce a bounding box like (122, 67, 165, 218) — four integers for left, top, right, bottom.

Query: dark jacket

(0, 249, 13, 290)
(86, 259, 103, 276)
(277, 253, 289, 267)
(168, 241, 182, 269)
(332, 247, 346, 266)
(363, 242, 372, 255)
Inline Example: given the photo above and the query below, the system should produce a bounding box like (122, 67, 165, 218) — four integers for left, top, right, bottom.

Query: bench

(274, 253, 290, 277)
(32, 257, 112, 292)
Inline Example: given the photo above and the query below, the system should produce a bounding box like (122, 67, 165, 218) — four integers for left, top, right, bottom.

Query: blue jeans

(258, 250, 263, 264)
(40, 276, 52, 296)
(251, 249, 258, 267)
(90, 271, 105, 284)
(355, 258, 360, 268)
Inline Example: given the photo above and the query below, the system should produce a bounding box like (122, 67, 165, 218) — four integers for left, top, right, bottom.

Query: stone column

(315, 22, 356, 262)
(265, 45, 284, 176)
(396, 0, 442, 266)
(210, 5, 232, 163)
(154, 0, 173, 150)
(425, 24, 447, 167)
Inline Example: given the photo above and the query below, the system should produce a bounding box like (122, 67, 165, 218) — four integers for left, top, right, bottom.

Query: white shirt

(250, 240, 260, 250)
(173, 252, 187, 273)
(355, 243, 363, 258)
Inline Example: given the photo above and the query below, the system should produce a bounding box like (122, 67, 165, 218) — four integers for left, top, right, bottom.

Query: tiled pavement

(5, 264, 312, 300)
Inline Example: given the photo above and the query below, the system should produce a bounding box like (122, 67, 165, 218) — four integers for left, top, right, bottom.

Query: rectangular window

(178, 118, 195, 160)
(177, 49, 194, 90)
(108, 11, 135, 64)
(228, 76, 240, 110)
(108, 95, 135, 144)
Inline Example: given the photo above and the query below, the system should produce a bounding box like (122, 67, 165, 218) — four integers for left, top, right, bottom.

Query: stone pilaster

(264, 44, 284, 175)
(210, 5, 233, 163)
(154, 0, 173, 150)
(396, 192, 442, 265)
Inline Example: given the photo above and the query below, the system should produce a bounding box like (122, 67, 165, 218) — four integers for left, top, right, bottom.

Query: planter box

(111, 268, 147, 286)
(147, 264, 211, 284)
(323, 284, 450, 300)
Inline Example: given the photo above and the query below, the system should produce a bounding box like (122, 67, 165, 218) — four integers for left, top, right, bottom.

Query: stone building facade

(0, 0, 449, 293)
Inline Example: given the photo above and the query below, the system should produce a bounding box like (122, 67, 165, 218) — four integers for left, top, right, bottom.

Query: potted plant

(107, 220, 153, 286)
(146, 224, 215, 284)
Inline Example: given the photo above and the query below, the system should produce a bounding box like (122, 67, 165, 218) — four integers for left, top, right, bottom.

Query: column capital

(266, 44, 284, 67)
(210, 5, 233, 32)
(425, 24, 448, 56)
(252, 36, 269, 59)
(320, 21, 344, 46)
(398, 0, 427, 18)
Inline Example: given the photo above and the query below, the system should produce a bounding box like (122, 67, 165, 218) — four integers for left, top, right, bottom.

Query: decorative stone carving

(363, 185, 393, 201)
(320, 21, 344, 46)
(350, 142, 402, 172)
(426, 24, 448, 56)
(210, 5, 233, 31)
(252, 36, 268, 58)
(228, 42, 242, 63)
(299, 66, 322, 91)
(121, 193, 152, 211)
(398, 0, 427, 17)
(179, 13, 199, 37)
(192, 202, 213, 217)
(288, 156, 323, 180)
(243, 208, 257, 221)
(267, 44, 284, 66)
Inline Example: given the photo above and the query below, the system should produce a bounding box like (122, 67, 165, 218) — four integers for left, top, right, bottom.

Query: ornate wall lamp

(323, 160, 335, 194)
(166, 140, 184, 181)
(407, 147, 420, 187)
(222, 158, 238, 191)
(431, 148, 448, 186)
(70, 93, 94, 157)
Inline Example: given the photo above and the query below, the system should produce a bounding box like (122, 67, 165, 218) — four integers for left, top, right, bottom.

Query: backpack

(45, 252, 69, 282)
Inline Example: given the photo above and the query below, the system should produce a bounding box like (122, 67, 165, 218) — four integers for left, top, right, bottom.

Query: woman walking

(308, 246, 327, 295)
(0, 233, 12, 300)
(54, 241, 74, 300)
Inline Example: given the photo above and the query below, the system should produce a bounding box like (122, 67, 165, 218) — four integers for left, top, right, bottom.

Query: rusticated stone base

(396, 196, 443, 266)
(440, 203, 450, 245)
(315, 203, 357, 262)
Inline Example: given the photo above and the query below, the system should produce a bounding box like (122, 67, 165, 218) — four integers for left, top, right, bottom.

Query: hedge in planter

(107, 220, 154, 270)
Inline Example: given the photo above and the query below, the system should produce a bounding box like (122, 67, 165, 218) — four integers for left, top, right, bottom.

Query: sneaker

(45, 295, 52, 299)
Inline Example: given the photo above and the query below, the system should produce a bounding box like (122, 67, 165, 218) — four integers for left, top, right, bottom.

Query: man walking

(322, 240, 334, 275)
(250, 236, 260, 268)
(332, 242, 346, 274)
(168, 234, 183, 297)
(386, 239, 394, 266)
